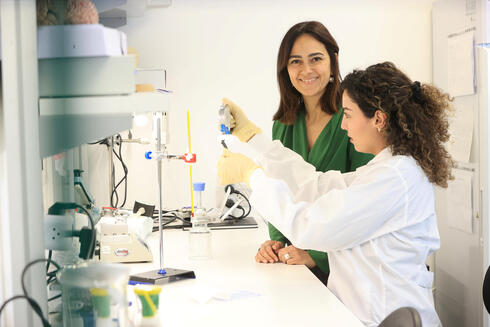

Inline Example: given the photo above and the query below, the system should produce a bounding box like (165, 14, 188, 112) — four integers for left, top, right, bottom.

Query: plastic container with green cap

(57, 262, 129, 327)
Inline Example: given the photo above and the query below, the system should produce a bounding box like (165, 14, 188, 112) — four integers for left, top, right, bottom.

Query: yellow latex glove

(222, 98, 262, 142)
(217, 149, 260, 186)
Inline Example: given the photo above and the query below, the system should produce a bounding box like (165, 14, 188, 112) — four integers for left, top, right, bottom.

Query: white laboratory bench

(127, 219, 364, 326)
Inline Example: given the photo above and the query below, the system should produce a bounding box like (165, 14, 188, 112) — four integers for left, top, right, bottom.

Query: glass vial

(188, 221, 212, 260)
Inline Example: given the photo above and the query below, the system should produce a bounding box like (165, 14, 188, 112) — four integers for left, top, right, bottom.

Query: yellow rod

(187, 110, 192, 153)
(187, 110, 194, 216)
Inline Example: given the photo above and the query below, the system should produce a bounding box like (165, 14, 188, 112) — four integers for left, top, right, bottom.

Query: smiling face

(287, 34, 332, 102)
(341, 91, 387, 155)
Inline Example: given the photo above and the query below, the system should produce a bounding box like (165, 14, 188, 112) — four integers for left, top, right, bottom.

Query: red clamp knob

(183, 153, 197, 163)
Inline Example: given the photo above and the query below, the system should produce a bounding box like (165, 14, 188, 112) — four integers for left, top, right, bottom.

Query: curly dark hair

(341, 62, 454, 187)
(273, 21, 341, 124)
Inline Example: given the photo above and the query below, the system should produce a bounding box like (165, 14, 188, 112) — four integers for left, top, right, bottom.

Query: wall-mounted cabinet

(36, 22, 171, 157)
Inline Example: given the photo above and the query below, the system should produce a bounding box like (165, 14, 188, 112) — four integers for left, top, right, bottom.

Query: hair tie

(411, 81, 423, 102)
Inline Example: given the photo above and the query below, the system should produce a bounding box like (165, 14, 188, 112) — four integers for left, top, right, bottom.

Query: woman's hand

(255, 240, 284, 263)
(277, 245, 316, 268)
(222, 98, 262, 142)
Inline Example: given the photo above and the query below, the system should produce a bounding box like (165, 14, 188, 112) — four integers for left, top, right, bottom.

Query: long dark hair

(341, 62, 454, 187)
(273, 21, 341, 124)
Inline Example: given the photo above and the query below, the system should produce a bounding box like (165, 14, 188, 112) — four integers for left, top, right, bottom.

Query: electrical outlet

(44, 214, 73, 250)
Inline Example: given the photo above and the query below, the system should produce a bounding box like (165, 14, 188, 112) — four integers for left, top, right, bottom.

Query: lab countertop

(128, 219, 364, 326)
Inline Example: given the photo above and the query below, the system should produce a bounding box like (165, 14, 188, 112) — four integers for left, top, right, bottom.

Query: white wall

(87, 0, 435, 211)
(431, 1, 486, 326)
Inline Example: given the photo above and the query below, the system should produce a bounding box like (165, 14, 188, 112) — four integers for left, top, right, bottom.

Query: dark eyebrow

(343, 107, 352, 111)
(288, 52, 326, 59)
(308, 52, 325, 57)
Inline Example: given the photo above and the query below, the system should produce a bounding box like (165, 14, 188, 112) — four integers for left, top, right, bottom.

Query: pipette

(218, 104, 232, 148)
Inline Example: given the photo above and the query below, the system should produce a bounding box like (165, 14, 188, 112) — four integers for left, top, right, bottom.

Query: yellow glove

(222, 98, 262, 142)
(217, 149, 260, 186)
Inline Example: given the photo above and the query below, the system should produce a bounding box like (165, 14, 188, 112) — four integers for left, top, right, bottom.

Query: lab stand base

(129, 268, 195, 284)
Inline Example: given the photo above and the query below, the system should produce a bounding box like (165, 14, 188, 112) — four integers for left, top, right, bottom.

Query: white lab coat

(234, 134, 441, 327)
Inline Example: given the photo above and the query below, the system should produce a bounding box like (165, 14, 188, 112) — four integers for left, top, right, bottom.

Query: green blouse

(270, 107, 373, 277)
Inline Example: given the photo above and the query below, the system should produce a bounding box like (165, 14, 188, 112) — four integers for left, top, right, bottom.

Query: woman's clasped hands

(255, 240, 316, 268)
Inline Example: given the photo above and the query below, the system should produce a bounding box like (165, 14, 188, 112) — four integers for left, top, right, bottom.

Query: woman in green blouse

(254, 21, 372, 285)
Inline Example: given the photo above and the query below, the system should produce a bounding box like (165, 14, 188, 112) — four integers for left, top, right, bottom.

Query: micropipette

(218, 104, 232, 148)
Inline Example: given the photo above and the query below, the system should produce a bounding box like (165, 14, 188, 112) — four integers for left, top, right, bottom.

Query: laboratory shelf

(40, 92, 170, 115)
(39, 92, 171, 158)
(93, 0, 172, 28)
(93, 0, 171, 16)
(39, 113, 131, 158)
(92, 0, 127, 14)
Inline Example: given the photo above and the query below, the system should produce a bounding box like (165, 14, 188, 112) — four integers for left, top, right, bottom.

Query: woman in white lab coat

(217, 62, 453, 327)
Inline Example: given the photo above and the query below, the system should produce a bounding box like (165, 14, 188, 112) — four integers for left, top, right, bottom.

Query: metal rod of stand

(156, 113, 164, 269)
(128, 111, 197, 285)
